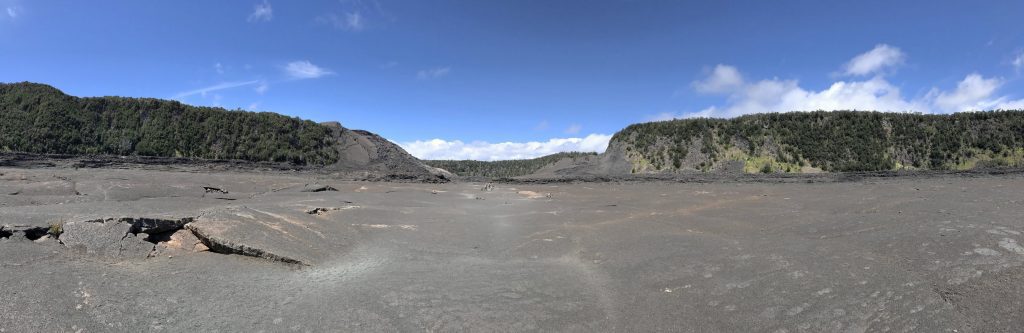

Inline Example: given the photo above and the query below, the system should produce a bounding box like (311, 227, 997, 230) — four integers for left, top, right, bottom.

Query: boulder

(61, 219, 149, 258)
(151, 229, 209, 257)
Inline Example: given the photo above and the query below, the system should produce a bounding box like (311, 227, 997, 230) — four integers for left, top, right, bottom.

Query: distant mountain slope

(604, 111, 1024, 174)
(425, 152, 597, 178)
(0, 82, 438, 177)
(320, 121, 445, 175)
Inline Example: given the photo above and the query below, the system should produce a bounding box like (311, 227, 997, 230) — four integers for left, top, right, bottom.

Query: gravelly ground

(1, 167, 1023, 332)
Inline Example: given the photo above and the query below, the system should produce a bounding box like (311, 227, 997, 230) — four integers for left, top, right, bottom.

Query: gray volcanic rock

(128, 217, 194, 234)
(61, 218, 148, 258)
(186, 205, 357, 266)
(320, 121, 447, 180)
(8, 166, 1024, 331)
(5, 180, 80, 196)
(517, 142, 636, 179)
(61, 217, 196, 258)
(301, 184, 338, 192)
(521, 142, 633, 178)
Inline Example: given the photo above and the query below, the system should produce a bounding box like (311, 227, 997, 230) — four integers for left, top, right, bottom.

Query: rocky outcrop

(320, 122, 449, 181)
(60, 217, 198, 258)
(42, 212, 342, 265)
(185, 207, 357, 266)
(151, 229, 209, 257)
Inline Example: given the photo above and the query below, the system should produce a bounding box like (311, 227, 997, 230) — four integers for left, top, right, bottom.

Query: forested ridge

(0, 82, 339, 165)
(613, 110, 1024, 173)
(8, 82, 1024, 174)
(425, 152, 597, 178)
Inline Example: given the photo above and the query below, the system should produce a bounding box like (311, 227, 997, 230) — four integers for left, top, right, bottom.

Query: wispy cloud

(284, 60, 334, 79)
(533, 120, 549, 131)
(172, 81, 260, 99)
(214, 62, 225, 74)
(417, 67, 450, 80)
(315, 12, 365, 31)
(564, 124, 582, 135)
(345, 12, 364, 30)
(247, 0, 273, 22)
(6, 7, 17, 18)
(316, 0, 394, 32)
(401, 134, 612, 161)
(1013, 51, 1024, 73)
(842, 44, 905, 76)
(254, 80, 269, 94)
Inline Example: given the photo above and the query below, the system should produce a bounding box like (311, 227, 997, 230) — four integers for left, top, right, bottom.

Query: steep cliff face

(593, 111, 1024, 175)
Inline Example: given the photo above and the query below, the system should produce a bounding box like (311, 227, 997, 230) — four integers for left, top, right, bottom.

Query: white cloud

(247, 0, 273, 22)
(401, 134, 612, 161)
(417, 67, 451, 80)
(172, 80, 260, 99)
(284, 60, 334, 79)
(564, 124, 582, 134)
(693, 64, 744, 94)
(777, 77, 921, 113)
(995, 99, 1024, 110)
(842, 44, 905, 76)
(931, 73, 1002, 112)
(247, 102, 260, 111)
(254, 80, 269, 94)
(6, 7, 16, 18)
(1013, 52, 1024, 72)
(676, 64, 1023, 119)
(214, 62, 225, 74)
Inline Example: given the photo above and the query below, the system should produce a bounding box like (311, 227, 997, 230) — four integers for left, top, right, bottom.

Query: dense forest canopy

(426, 152, 597, 178)
(613, 110, 1024, 173)
(0, 82, 339, 165)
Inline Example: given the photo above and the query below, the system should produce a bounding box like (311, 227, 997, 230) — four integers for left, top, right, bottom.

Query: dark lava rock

(301, 184, 338, 192)
(0, 224, 49, 240)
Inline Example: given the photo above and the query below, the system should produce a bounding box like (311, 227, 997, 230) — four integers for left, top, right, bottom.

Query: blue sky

(2, 1, 1024, 160)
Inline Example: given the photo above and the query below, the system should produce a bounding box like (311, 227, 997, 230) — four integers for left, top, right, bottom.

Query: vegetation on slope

(0, 82, 339, 165)
(612, 111, 1024, 173)
(425, 152, 597, 178)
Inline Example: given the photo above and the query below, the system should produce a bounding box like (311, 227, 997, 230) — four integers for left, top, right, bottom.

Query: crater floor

(1, 167, 1022, 332)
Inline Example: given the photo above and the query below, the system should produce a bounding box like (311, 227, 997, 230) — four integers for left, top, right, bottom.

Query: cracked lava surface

(2, 167, 1024, 332)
